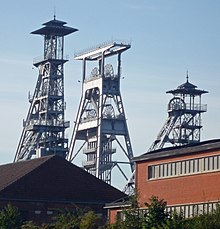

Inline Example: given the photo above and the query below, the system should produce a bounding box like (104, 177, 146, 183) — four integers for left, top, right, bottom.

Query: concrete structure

(107, 139, 220, 223)
(14, 17, 78, 161)
(0, 155, 126, 225)
(67, 41, 134, 186)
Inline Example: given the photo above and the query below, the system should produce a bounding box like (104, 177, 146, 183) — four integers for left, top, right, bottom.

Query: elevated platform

(74, 41, 131, 60)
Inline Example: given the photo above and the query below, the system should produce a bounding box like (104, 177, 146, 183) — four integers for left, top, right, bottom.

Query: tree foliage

(80, 210, 100, 229)
(52, 208, 101, 229)
(143, 195, 169, 228)
(53, 208, 88, 229)
(108, 195, 185, 229)
(121, 192, 143, 229)
(0, 205, 101, 229)
(21, 221, 40, 229)
(2, 200, 220, 228)
(108, 195, 220, 229)
(183, 204, 220, 229)
(0, 204, 23, 229)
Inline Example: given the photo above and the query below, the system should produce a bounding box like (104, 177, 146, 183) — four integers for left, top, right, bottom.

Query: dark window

(148, 166, 154, 179)
(116, 211, 124, 222)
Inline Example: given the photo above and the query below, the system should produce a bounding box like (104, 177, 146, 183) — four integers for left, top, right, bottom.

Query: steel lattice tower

(14, 17, 78, 162)
(67, 41, 134, 185)
(148, 75, 208, 152)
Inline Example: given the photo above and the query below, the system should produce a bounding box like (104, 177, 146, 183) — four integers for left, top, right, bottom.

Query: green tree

(21, 221, 40, 229)
(122, 192, 143, 229)
(106, 195, 183, 229)
(52, 208, 103, 229)
(143, 195, 169, 228)
(53, 209, 82, 229)
(80, 210, 100, 229)
(183, 204, 220, 229)
(162, 210, 185, 229)
(0, 204, 23, 229)
(106, 197, 220, 229)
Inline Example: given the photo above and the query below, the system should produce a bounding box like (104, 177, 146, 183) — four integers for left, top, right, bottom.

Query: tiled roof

(0, 156, 50, 192)
(0, 155, 126, 204)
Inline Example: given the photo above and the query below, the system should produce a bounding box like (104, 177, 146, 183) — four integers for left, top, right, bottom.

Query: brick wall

(136, 149, 220, 207)
(0, 199, 106, 226)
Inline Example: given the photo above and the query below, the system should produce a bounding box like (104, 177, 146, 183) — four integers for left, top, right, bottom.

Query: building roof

(166, 77, 208, 96)
(0, 155, 126, 204)
(134, 139, 220, 162)
(31, 18, 78, 36)
(104, 199, 131, 209)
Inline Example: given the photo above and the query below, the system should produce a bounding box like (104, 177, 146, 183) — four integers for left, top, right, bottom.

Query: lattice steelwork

(67, 41, 134, 185)
(148, 75, 208, 152)
(14, 17, 78, 162)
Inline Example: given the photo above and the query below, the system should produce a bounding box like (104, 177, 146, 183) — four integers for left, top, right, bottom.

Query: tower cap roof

(31, 18, 78, 36)
(166, 76, 208, 95)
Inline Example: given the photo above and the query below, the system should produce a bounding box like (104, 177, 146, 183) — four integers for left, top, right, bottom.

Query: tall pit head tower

(148, 75, 208, 152)
(14, 17, 78, 162)
(67, 41, 134, 185)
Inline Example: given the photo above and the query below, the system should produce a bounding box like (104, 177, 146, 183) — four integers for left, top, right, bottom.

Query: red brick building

(107, 139, 220, 223)
(0, 155, 126, 225)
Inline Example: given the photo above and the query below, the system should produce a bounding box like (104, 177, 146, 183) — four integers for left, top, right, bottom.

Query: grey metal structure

(67, 41, 134, 185)
(148, 75, 208, 152)
(14, 17, 78, 162)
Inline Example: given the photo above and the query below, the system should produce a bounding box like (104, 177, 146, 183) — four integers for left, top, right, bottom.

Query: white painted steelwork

(67, 42, 134, 185)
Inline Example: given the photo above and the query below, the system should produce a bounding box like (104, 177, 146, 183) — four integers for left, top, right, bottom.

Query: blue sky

(0, 0, 220, 188)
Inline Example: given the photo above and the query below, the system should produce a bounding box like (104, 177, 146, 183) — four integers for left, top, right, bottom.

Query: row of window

(34, 210, 53, 215)
(148, 154, 220, 180)
(166, 201, 219, 218)
(116, 201, 219, 221)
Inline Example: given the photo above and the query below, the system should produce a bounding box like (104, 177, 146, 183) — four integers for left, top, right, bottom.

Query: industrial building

(135, 139, 220, 215)
(105, 78, 219, 224)
(106, 139, 220, 223)
(0, 155, 126, 225)
(1, 15, 219, 227)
